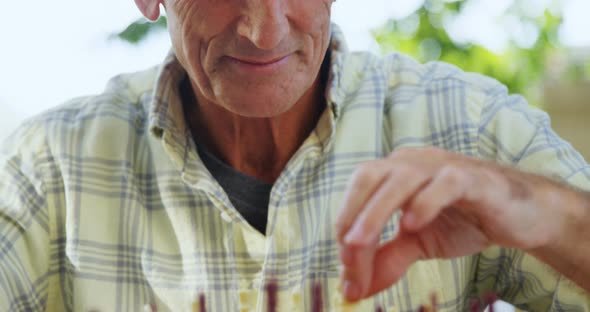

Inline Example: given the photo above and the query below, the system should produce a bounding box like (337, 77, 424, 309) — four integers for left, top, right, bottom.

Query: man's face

(164, 0, 334, 118)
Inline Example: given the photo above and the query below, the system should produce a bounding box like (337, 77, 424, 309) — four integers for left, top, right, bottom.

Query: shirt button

(238, 289, 257, 310)
(220, 211, 232, 223)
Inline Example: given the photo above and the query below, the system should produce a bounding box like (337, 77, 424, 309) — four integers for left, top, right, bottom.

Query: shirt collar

(325, 23, 348, 120)
(148, 51, 189, 141)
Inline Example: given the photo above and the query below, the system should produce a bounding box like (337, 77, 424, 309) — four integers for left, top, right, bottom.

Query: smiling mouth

(228, 55, 290, 66)
(225, 54, 292, 74)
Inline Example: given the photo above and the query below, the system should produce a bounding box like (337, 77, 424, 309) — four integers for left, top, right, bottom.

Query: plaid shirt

(1, 25, 589, 312)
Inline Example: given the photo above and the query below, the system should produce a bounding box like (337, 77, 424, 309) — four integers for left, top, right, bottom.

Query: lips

(224, 54, 292, 74)
(227, 54, 290, 66)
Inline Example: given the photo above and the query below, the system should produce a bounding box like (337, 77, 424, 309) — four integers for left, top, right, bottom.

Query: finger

(403, 165, 470, 232)
(339, 243, 377, 302)
(340, 166, 430, 300)
(343, 165, 430, 246)
(364, 232, 425, 298)
(335, 161, 389, 243)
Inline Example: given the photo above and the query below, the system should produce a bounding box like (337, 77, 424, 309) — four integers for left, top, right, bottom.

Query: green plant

(372, 0, 570, 104)
(112, 16, 167, 44)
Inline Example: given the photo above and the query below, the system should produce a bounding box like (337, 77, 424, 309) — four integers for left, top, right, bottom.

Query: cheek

(291, 0, 333, 46)
(168, 2, 236, 74)
(169, 1, 235, 46)
(298, 0, 332, 25)
(164, 5, 210, 98)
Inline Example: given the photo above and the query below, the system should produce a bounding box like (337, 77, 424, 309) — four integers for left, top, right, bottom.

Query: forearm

(530, 185, 590, 292)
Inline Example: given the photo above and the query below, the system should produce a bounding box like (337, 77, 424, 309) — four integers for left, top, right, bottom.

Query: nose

(237, 0, 290, 50)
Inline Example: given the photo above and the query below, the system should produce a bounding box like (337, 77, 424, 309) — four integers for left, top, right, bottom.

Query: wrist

(530, 185, 590, 285)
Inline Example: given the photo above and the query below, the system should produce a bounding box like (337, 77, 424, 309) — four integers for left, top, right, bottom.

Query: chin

(216, 87, 303, 118)
(224, 98, 295, 118)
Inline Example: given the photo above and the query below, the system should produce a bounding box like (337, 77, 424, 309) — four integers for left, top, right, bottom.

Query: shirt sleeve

(0, 122, 53, 311)
(474, 85, 590, 311)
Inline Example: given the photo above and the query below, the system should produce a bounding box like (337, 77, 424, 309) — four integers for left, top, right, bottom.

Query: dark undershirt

(197, 145, 272, 234)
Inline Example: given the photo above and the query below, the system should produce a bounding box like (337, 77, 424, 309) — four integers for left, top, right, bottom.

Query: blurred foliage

(112, 16, 167, 44)
(372, 0, 587, 104)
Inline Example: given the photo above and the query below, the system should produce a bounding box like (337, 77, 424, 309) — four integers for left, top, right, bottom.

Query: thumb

(365, 232, 425, 298)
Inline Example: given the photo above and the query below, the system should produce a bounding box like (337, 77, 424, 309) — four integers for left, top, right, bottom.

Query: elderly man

(1, 0, 589, 311)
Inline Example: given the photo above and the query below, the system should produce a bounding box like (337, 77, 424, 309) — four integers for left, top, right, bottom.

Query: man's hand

(335, 147, 588, 301)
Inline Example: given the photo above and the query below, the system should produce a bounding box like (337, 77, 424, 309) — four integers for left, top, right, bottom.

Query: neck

(182, 76, 326, 184)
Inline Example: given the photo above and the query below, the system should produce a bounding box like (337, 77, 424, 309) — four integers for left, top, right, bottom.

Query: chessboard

(136, 281, 499, 312)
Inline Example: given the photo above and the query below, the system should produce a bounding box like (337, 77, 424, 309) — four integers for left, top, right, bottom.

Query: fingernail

(403, 212, 416, 228)
(344, 225, 367, 245)
(343, 280, 360, 301)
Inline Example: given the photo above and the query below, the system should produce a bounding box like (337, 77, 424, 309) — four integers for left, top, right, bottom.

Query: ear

(133, 0, 161, 21)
